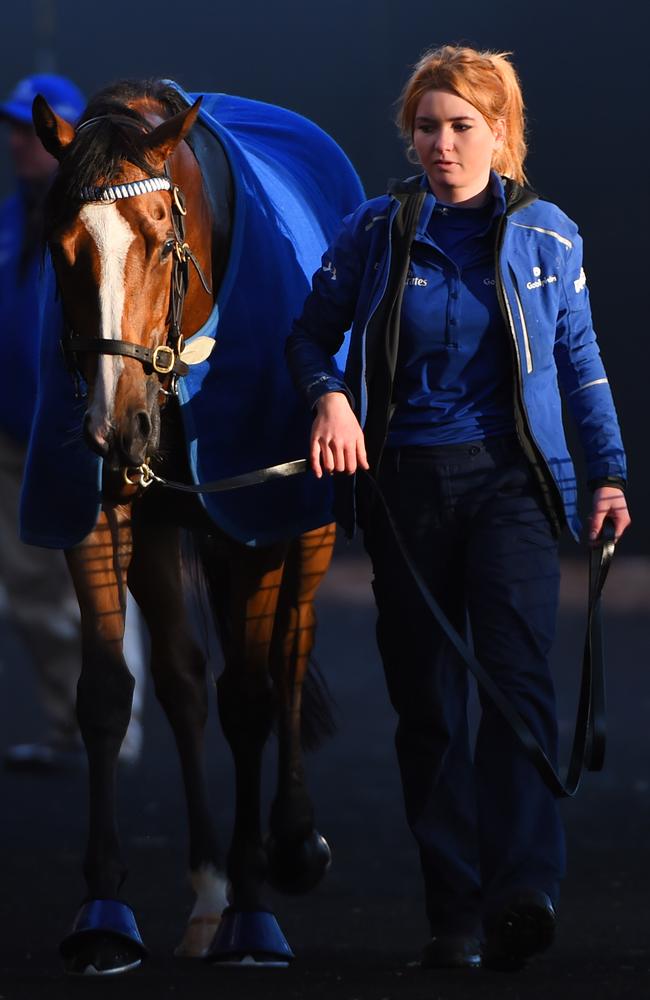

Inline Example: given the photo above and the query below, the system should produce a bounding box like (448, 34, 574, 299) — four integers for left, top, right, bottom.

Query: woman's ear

(406, 142, 421, 165)
(493, 119, 506, 149)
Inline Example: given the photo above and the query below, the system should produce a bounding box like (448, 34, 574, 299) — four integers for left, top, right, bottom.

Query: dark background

(2, 0, 648, 551)
(0, 7, 648, 994)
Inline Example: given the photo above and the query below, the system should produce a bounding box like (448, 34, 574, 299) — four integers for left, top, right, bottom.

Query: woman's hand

(589, 486, 631, 544)
(310, 391, 369, 478)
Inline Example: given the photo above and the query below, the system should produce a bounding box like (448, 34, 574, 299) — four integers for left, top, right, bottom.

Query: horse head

(33, 86, 213, 473)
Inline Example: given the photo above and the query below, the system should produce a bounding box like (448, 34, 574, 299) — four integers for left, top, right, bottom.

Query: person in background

(0, 73, 146, 769)
(286, 45, 630, 971)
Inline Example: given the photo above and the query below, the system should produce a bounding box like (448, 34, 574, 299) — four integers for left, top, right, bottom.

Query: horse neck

(167, 140, 215, 338)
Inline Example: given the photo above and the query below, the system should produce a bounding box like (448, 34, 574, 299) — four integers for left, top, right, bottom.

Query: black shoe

(421, 933, 482, 969)
(483, 889, 556, 970)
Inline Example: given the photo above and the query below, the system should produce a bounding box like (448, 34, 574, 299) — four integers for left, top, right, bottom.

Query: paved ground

(0, 544, 648, 999)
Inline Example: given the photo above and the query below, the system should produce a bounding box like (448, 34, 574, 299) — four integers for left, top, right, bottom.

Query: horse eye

(161, 239, 175, 260)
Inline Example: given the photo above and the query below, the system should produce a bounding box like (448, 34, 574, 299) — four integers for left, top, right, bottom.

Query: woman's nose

(434, 128, 453, 151)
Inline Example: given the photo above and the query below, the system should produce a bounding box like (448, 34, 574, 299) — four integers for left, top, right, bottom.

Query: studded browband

(79, 175, 172, 204)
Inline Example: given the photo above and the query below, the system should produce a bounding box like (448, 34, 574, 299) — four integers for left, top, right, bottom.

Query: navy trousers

(363, 435, 566, 936)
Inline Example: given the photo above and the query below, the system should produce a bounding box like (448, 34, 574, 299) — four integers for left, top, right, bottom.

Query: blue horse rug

(21, 84, 363, 548)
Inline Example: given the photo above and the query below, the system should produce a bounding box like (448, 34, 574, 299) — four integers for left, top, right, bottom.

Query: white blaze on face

(79, 203, 136, 446)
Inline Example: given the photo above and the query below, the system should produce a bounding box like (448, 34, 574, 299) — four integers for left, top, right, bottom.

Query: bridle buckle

(152, 344, 175, 374)
(174, 240, 190, 264)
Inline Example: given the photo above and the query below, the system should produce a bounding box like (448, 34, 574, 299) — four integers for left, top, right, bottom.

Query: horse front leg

(61, 504, 146, 976)
(206, 536, 292, 965)
(267, 523, 336, 894)
(128, 507, 226, 958)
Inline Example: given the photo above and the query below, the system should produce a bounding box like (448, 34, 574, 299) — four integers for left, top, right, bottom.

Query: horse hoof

(206, 908, 294, 967)
(175, 914, 222, 958)
(62, 932, 144, 976)
(265, 829, 332, 894)
(60, 900, 147, 976)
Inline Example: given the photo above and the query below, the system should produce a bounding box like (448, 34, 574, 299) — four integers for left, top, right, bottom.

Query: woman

(286, 45, 630, 970)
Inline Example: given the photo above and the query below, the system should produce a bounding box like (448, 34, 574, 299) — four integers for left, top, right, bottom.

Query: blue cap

(0, 73, 86, 126)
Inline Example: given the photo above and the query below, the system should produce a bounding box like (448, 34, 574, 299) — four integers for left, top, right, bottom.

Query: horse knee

(77, 656, 135, 744)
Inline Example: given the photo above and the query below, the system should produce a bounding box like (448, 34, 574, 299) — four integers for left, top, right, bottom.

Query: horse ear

(143, 98, 203, 170)
(32, 94, 76, 160)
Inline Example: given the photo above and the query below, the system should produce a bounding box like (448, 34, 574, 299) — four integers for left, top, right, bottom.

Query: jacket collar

(387, 170, 537, 217)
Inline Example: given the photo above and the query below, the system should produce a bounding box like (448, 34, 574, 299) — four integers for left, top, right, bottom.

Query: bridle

(59, 114, 213, 399)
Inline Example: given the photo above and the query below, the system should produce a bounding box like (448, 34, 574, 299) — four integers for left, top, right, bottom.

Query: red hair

(397, 45, 528, 184)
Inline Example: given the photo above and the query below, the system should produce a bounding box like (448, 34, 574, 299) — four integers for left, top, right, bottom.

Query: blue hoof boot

(60, 899, 147, 976)
(206, 908, 294, 967)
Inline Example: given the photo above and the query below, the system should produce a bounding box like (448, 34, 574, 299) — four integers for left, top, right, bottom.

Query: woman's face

(412, 89, 503, 204)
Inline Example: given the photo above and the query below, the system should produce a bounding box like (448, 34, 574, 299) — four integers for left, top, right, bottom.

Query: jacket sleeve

(553, 232, 627, 487)
(286, 211, 366, 411)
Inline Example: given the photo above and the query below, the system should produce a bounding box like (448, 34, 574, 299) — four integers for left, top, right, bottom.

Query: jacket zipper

(509, 270, 533, 374)
(494, 215, 563, 532)
(360, 192, 424, 474)
(358, 200, 400, 428)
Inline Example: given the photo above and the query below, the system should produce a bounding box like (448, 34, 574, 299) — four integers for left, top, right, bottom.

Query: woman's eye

(453, 123, 471, 132)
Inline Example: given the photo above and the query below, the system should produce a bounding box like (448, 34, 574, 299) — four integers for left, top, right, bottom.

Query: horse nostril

(135, 410, 151, 440)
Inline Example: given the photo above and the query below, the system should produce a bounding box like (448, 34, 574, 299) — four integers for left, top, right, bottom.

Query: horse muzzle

(83, 407, 159, 470)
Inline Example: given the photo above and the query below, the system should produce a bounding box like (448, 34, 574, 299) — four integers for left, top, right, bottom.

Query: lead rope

(363, 470, 616, 799)
(127, 454, 615, 796)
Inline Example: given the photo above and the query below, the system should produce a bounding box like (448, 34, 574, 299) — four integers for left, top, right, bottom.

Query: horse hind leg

(204, 533, 298, 965)
(128, 509, 226, 958)
(266, 522, 336, 894)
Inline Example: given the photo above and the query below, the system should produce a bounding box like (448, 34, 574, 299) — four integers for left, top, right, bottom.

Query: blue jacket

(0, 191, 43, 444)
(286, 173, 627, 540)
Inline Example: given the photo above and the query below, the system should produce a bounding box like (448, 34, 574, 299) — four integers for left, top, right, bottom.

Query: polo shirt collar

(414, 170, 507, 239)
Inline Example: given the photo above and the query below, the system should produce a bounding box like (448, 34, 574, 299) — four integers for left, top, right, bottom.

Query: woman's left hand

(589, 486, 631, 544)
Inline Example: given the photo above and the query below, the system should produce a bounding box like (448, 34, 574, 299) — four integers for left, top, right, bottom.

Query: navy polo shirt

(387, 181, 515, 447)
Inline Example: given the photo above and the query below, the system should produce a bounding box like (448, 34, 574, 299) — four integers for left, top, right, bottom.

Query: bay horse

(26, 79, 363, 975)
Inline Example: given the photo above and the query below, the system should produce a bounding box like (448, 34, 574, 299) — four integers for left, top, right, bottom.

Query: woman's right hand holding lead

(310, 391, 369, 478)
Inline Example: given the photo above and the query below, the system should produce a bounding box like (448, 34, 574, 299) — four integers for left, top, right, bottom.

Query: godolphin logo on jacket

(527, 266, 557, 290)
(574, 268, 587, 294)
